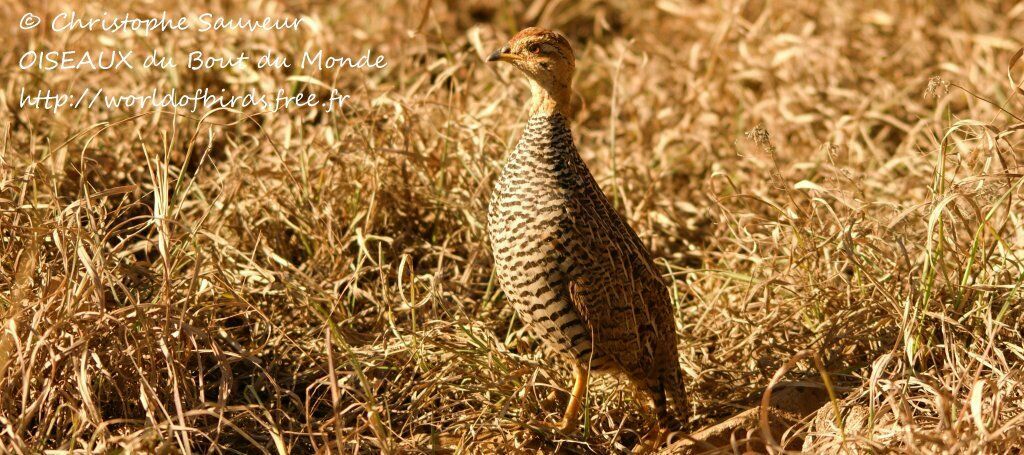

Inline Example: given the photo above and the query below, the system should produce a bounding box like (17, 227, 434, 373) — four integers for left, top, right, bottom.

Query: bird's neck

(514, 112, 575, 164)
(528, 79, 573, 119)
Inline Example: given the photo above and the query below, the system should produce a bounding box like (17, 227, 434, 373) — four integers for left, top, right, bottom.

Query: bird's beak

(487, 46, 514, 63)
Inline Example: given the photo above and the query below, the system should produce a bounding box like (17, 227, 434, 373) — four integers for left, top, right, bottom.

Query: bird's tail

(649, 366, 689, 430)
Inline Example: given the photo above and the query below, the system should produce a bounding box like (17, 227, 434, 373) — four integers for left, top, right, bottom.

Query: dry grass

(2, 0, 1024, 453)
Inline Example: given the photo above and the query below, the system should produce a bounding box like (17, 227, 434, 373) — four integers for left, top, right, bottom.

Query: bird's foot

(631, 423, 665, 454)
(531, 416, 578, 433)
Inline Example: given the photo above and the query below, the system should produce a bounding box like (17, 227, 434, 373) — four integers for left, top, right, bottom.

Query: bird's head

(487, 27, 575, 117)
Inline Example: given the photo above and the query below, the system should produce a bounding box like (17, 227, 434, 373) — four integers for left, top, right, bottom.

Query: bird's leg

(633, 381, 669, 452)
(536, 363, 589, 432)
(633, 421, 665, 453)
(557, 362, 589, 431)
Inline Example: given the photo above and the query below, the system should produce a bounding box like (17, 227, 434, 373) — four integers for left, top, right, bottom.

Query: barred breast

(487, 114, 604, 367)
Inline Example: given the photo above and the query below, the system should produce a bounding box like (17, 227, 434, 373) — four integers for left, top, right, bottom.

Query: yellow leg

(634, 420, 665, 453)
(533, 364, 589, 432)
(557, 363, 589, 431)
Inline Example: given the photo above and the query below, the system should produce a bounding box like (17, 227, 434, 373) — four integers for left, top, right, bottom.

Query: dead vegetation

(2, 0, 1024, 453)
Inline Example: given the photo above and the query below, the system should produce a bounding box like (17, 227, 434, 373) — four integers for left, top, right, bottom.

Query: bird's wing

(563, 154, 674, 372)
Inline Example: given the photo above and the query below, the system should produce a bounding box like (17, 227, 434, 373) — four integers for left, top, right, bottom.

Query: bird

(484, 27, 689, 444)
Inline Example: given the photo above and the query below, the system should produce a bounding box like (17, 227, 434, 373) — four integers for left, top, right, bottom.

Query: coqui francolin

(485, 27, 690, 447)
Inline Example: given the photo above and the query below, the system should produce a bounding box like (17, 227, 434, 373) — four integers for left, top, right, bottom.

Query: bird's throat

(528, 79, 573, 119)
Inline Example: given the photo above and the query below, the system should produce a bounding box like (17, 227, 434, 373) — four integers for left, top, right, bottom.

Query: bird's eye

(528, 44, 542, 55)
